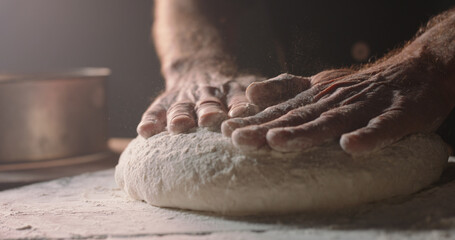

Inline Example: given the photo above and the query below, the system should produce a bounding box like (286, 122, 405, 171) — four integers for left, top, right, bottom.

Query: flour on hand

(115, 128, 448, 216)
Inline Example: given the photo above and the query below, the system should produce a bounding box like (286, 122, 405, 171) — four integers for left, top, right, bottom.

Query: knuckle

(336, 86, 347, 93)
(153, 91, 177, 107)
(196, 98, 225, 112)
(168, 102, 194, 115)
(369, 110, 404, 129)
(278, 73, 295, 79)
(263, 105, 277, 113)
(319, 110, 339, 119)
(320, 110, 344, 125)
(287, 108, 309, 120)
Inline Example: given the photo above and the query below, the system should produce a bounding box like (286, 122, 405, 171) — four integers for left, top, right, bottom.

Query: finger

(195, 86, 228, 129)
(222, 84, 353, 138)
(167, 101, 197, 134)
(230, 83, 390, 151)
(225, 81, 259, 118)
(137, 94, 173, 138)
(340, 109, 417, 154)
(266, 102, 384, 152)
(221, 87, 319, 137)
(230, 101, 333, 151)
(137, 104, 167, 138)
(246, 73, 311, 108)
(228, 94, 260, 118)
(221, 101, 296, 137)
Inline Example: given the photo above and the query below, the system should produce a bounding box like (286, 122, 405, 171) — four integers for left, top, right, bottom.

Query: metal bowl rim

(0, 68, 111, 83)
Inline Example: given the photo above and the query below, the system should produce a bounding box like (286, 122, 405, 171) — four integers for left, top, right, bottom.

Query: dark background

(0, 0, 452, 138)
(0, 0, 162, 138)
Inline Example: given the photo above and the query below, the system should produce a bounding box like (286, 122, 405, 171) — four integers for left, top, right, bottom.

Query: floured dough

(115, 128, 448, 215)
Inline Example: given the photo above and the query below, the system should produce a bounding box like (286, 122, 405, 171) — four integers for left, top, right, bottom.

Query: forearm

(153, 0, 237, 87)
(401, 8, 455, 100)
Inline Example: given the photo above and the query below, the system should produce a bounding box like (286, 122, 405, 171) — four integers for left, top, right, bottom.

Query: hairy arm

(138, 0, 266, 138)
(403, 7, 455, 96)
(153, 0, 237, 88)
(222, 8, 455, 154)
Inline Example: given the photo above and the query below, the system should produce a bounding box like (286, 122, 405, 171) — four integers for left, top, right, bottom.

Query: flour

(115, 128, 448, 215)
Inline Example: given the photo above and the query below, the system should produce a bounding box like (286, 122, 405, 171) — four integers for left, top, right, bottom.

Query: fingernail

(340, 133, 374, 155)
(231, 126, 268, 151)
(266, 129, 306, 152)
(137, 120, 165, 138)
(228, 105, 247, 118)
(137, 123, 154, 139)
(137, 126, 153, 139)
(229, 104, 260, 118)
(221, 119, 248, 137)
(169, 115, 196, 133)
(221, 121, 234, 137)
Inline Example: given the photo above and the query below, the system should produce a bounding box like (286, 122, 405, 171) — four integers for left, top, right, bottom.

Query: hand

(222, 58, 455, 154)
(137, 69, 264, 138)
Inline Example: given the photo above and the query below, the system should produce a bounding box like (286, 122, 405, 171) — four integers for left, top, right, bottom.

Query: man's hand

(222, 57, 454, 155)
(223, 8, 455, 155)
(137, 71, 263, 138)
(140, 0, 273, 138)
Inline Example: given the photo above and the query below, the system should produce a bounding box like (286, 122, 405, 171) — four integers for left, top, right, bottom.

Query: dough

(115, 128, 448, 216)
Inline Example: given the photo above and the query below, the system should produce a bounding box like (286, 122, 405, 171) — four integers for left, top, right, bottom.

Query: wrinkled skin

(218, 9, 454, 154)
(137, 71, 263, 138)
(138, 0, 266, 139)
(141, 1, 455, 155)
(222, 58, 454, 154)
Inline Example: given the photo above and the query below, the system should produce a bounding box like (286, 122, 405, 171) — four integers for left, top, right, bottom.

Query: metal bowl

(0, 68, 110, 164)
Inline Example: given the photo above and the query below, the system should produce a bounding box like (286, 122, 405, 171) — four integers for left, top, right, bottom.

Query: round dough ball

(115, 128, 448, 216)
